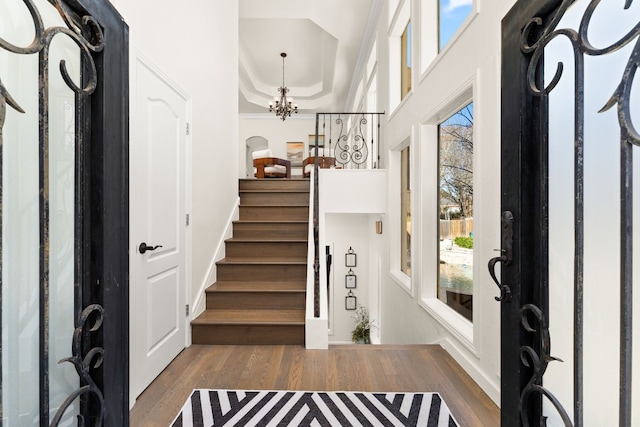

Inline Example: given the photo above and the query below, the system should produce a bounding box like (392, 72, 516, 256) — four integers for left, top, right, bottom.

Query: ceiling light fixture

(268, 52, 298, 121)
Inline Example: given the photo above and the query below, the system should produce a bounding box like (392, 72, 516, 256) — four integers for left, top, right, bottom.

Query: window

(401, 21, 411, 100)
(390, 136, 412, 292)
(401, 146, 411, 275)
(438, 103, 473, 321)
(388, 0, 410, 112)
(439, 0, 472, 51)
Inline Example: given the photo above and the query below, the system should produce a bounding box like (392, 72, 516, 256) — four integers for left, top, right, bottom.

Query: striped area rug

(171, 389, 459, 426)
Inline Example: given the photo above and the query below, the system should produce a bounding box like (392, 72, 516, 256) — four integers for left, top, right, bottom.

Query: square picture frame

(345, 247, 357, 267)
(345, 273, 357, 289)
(345, 294, 357, 310)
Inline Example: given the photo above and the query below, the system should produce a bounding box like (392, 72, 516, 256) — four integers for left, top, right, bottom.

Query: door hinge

(186, 213, 190, 226)
(185, 304, 190, 316)
(186, 123, 190, 135)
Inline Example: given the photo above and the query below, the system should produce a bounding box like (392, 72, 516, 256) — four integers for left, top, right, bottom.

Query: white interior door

(130, 53, 191, 402)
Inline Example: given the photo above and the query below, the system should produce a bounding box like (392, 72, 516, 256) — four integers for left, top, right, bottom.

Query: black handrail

(312, 112, 384, 318)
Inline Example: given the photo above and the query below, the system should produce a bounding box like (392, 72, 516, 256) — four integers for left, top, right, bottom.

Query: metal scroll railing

(311, 112, 384, 317)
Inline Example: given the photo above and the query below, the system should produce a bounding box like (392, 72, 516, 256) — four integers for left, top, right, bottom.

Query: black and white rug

(171, 389, 459, 426)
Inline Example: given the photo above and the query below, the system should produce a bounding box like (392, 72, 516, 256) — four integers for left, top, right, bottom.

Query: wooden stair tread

(233, 220, 308, 224)
(217, 257, 307, 265)
(241, 203, 310, 207)
(207, 281, 306, 293)
(193, 177, 309, 346)
(240, 204, 309, 208)
(239, 189, 309, 194)
(226, 237, 308, 243)
(192, 309, 305, 325)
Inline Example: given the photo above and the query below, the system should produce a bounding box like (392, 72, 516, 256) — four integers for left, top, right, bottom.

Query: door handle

(139, 242, 163, 254)
(487, 211, 513, 302)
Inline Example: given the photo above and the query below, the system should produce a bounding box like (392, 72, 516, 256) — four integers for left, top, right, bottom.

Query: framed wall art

(345, 246, 357, 267)
(286, 141, 304, 167)
(345, 269, 357, 288)
(345, 291, 357, 310)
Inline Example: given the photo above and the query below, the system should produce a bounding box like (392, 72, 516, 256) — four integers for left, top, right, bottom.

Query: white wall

(316, 170, 386, 344)
(359, 0, 638, 419)
(239, 114, 316, 177)
(347, 0, 520, 405)
(326, 214, 371, 342)
(111, 0, 239, 338)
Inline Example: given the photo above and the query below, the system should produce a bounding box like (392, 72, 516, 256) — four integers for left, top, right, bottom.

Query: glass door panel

(1, 0, 80, 424)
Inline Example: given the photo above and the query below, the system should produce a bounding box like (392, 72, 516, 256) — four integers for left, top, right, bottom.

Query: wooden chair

(252, 149, 291, 178)
(302, 148, 336, 178)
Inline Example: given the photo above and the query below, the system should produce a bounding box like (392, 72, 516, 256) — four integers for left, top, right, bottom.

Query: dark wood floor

(130, 344, 500, 426)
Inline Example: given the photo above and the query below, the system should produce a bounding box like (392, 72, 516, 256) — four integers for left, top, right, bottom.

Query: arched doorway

(246, 136, 268, 178)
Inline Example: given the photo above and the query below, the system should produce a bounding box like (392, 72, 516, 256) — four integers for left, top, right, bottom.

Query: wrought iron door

(497, 0, 637, 425)
(1, 0, 129, 425)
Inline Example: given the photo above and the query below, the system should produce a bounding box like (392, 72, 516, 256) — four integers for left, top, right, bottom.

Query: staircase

(191, 178, 310, 345)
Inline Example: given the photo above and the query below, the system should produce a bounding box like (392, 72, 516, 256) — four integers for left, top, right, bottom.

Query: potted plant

(351, 305, 374, 344)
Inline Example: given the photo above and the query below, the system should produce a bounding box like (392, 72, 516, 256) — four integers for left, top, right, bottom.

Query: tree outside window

(438, 103, 473, 321)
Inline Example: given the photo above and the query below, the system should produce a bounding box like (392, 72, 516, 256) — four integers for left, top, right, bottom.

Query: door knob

(139, 242, 163, 254)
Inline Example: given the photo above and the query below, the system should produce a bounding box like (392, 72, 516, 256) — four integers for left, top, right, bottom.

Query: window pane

(401, 22, 411, 100)
(438, 103, 473, 321)
(439, 0, 472, 51)
(401, 146, 411, 275)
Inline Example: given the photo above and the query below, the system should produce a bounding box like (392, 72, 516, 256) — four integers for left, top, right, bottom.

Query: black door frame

(500, 1, 548, 424)
(83, 0, 130, 425)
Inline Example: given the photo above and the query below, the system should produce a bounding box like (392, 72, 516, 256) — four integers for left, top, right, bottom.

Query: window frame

(437, 101, 475, 322)
(438, 0, 475, 52)
(387, 0, 412, 114)
(418, 82, 476, 352)
(419, 0, 479, 82)
(389, 133, 414, 294)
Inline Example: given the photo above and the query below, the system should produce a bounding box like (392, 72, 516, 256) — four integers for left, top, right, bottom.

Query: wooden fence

(440, 218, 474, 240)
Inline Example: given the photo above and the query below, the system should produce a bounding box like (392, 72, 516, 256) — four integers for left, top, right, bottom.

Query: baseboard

(439, 336, 501, 407)
(191, 197, 240, 318)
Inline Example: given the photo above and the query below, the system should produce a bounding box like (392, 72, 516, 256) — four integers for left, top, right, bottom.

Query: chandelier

(268, 52, 298, 121)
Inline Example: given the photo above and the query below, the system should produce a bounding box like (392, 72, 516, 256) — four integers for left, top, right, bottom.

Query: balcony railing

(311, 112, 384, 317)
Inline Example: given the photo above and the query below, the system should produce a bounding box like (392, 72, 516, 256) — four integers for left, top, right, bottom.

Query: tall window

(401, 21, 412, 99)
(438, 103, 473, 321)
(401, 146, 411, 275)
(439, 0, 472, 51)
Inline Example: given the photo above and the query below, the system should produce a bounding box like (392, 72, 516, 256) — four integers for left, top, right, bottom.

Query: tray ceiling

(239, 0, 379, 114)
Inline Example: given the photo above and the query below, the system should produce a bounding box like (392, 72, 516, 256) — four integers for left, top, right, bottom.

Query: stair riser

(206, 292, 305, 310)
(232, 222, 308, 239)
(240, 192, 310, 206)
(192, 324, 304, 345)
(239, 206, 309, 221)
(239, 179, 309, 192)
(225, 241, 308, 259)
(217, 264, 307, 282)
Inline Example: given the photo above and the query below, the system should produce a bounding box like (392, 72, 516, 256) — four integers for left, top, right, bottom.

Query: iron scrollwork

(1, 0, 105, 425)
(519, 304, 571, 427)
(519, 0, 638, 425)
(335, 115, 370, 168)
(50, 305, 105, 427)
